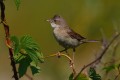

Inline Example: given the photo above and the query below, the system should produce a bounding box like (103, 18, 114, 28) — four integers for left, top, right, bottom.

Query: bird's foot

(57, 52, 61, 58)
(59, 48, 68, 53)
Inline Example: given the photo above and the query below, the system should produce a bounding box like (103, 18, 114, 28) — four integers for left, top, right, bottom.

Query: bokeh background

(0, 0, 120, 80)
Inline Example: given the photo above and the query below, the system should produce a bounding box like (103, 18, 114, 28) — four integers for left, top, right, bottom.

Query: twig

(114, 72, 120, 80)
(112, 41, 120, 57)
(112, 42, 120, 80)
(74, 32, 120, 80)
(114, 65, 120, 80)
(0, 1, 19, 80)
(45, 52, 76, 77)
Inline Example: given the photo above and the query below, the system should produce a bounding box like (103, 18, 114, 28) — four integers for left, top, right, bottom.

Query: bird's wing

(67, 29, 86, 41)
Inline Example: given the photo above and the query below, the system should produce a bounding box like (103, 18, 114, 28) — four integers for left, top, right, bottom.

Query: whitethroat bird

(47, 15, 99, 54)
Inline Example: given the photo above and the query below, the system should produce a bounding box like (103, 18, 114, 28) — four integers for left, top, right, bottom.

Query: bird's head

(47, 15, 67, 28)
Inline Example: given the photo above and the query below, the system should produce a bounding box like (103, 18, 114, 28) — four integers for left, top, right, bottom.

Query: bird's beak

(46, 19, 49, 22)
(46, 19, 51, 22)
(46, 19, 53, 23)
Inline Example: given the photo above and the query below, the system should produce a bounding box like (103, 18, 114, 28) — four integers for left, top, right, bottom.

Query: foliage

(103, 64, 120, 73)
(14, 0, 21, 10)
(11, 35, 44, 78)
(88, 67, 101, 80)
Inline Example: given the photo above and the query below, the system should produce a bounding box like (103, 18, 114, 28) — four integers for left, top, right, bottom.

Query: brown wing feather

(68, 30, 86, 41)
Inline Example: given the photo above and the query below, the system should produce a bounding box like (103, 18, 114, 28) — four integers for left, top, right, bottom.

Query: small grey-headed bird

(47, 15, 98, 53)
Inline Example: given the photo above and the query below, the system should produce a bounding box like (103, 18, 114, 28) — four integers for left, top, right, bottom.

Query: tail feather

(84, 40, 100, 43)
(79, 39, 100, 44)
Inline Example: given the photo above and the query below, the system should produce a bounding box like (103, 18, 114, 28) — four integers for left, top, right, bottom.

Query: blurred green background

(0, 0, 120, 80)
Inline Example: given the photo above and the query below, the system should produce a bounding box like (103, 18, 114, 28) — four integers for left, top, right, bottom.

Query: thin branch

(74, 32, 120, 80)
(45, 52, 76, 77)
(112, 41, 120, 57)
(113, 42, 120, 80)
(114, 72, 120, 80)
(114, 65, 120, 80)
(0, 1, 19, 80)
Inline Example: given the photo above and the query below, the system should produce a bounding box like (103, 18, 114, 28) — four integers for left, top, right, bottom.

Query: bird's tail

(79, 39, 100, 44)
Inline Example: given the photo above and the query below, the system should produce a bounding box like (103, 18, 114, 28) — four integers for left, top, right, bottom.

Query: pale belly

(53, 28, 79, 48)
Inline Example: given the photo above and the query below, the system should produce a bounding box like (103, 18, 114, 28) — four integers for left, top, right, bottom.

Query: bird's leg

(72, 48, 75, 63)
(57, 48, 67, 58)
(59, 48, 68, 53)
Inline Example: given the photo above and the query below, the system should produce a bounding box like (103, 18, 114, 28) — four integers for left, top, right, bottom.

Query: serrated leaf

(103, 64, 116, 73)
(14, 0, 21, 10)
(20, 35, 39, 50)
(14, 54, 26, 63)
(11, 36, 20, 55)
(19, 35, 44, 63)
(30, 61, 41, 75)
(18, 57, 31, 78)
(26, 49, 40, 64)
(36, 51, 44, 63)
(88, 67, 101, 80)
(11, 35, 43, 77)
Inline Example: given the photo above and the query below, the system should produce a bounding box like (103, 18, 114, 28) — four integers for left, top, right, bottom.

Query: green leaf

(26, 49, 40, 64)
(14, 53, 26, 63)
(69, 73, 74, 80)
(11, 35, 44, 77)
(103, 64, 116, 73)
(11, 36, 20, 55)
(12, 35, 44, 64)
(19, 35, 44, 64)
(36, 51, 44, 63)
(88, 67, 101, 80)
(20, 35, 39, 50)
(14, 0, 21, 10)
(30, 61, 41, 75)
(18, 57, 31, 78)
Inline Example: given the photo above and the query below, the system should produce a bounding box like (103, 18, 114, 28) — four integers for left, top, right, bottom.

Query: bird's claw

(57, 52, 61, 58)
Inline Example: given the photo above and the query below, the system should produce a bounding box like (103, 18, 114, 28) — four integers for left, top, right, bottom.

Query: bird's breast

(53, 28, 79, 48)
(53, 28, 69, 40)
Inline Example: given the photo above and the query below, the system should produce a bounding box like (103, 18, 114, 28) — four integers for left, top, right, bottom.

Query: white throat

(50, 22, 60, 28)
